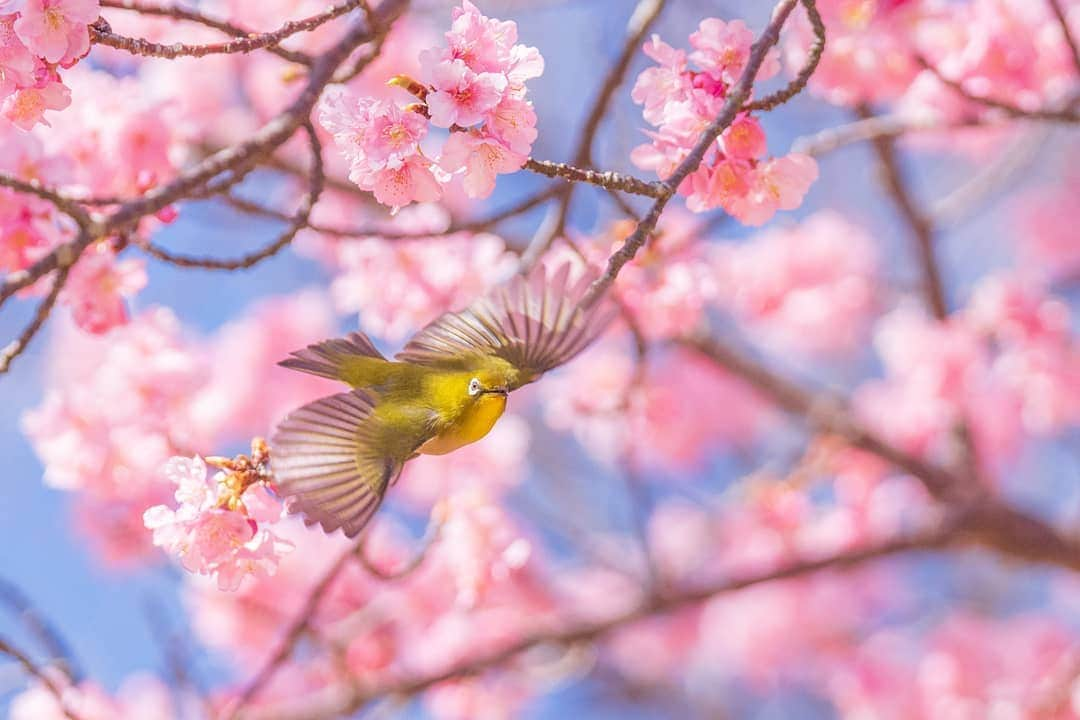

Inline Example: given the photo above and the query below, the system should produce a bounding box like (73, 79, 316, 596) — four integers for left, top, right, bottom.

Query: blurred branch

(0, 175, 94, 229)
(580, 0, 806, 309)
(98, 0, 312, 65)
(0, 634, 81, 720)
(680, 333, 1080, 573)
(90, 0, 362, 60)
(915, 55, 1080, 123)
(246, 525, 949, 720)
(930, 125, 1050, 226)
(136, 123, 324, 270)
(0, 265, 71, 375)
(355, 512, 443, 581)
(225, 542, 360, 719)
(1046, 0, 1080, 77)
(520, 0, 667, 269)
(223, 183, 561, 240)
(0, 578, 81, 682)
(792, 114, 988, 156)
(855, 104, 947, 320)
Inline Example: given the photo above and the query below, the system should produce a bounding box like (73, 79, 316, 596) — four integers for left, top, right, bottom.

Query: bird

(270, 263, 614, 538)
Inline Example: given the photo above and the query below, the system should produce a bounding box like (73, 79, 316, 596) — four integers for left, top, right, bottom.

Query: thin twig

(0, 578, 82, 682)
(0, 174, 94, 229)
(0, 265, 71, 375)
(226, 542, 359, 719)
(520, 0, 667, 270)
(90, 0, 361, 60)
(855, 104, 948, 320)
(916, 55, 1080, 123)
(523, 158, 667, 198)
(354, 514, 443, 581)
(137, 123, 324, 270)
(744, 0, 825, 112)
(792, 114, 987, 156)
(0, 635, 81, 720)
(98, 0, 312, 64)
(1046, 0, 1080, 78)
(247, 526, 950, 720)
(580, 0, 805, 310)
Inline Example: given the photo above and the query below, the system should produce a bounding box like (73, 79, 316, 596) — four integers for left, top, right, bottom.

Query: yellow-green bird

(271, 263, 614, 537)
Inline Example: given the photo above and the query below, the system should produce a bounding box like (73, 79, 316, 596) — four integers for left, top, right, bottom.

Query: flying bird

(271, 263, 613, 537)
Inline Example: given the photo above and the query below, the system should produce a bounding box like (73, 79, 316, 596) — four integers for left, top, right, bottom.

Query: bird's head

(464, 356, 519, 399)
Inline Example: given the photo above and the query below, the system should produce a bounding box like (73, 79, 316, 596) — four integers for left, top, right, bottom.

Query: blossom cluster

(144, 454, 294, 591)
(630, 18, 818, 225)
(319, 1, 542, 209)
(1, 0, 99, 130)
(784, 0, 1079, 118)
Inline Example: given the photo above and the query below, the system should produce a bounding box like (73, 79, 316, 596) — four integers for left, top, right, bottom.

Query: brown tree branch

(520, 0, 668, 270)
(916, 55, 1080, 123)
(1046, 0, 1080, 77)
(0, 577, 82, 682)
(0, 635, 81, 720)
(523, 158, 667, 198)
(579, 0, 807, 310)
(246, 525, 951, 720)
(855, 104, 948, 320)
(680, 333, 1080, 573)
(136, 123, 324, 271)
(0, 265, 71, 375)
(225, 542, 360, 719)
(744, 0, 825, 112)
(98, 0, 312, 65)
(90, 0, 362, 60)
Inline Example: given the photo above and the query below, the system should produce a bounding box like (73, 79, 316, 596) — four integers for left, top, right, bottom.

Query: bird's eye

(468, 377, 481, 396)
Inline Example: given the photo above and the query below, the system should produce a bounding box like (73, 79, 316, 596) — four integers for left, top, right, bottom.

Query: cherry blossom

(13, 0, 97, 65)
(714, 210, 879, 356)
(59, 242, 147, 334)
(630, 17, 817, 224)
(320, 1, 541, 209)
(144, 454, 294, 591)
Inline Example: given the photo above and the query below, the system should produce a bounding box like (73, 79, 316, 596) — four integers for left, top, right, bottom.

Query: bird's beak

(483, 387, 509, 397)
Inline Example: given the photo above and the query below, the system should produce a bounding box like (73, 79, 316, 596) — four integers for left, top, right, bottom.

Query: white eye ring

(468, 378, 481, 396)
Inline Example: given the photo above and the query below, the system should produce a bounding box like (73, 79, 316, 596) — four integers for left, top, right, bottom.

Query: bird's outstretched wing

(271, 390, 425, 538)
(395, 263, 615, 388)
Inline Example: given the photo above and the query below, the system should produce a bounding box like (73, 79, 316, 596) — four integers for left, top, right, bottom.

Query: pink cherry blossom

(439, 130, 525, 199)
(444, 0, 519, 74)
(630, 18, 818, 223)
(13, 0, 98, 65)
(144, 453, 294, 591)
(714, 210, 879, 355)
(721, 153, 819, 226)
(372, 154, 444, 209)
(0, 16, 35, 94)
(423, 57, 507, 128)
(2, 76, 70, 130)
(59, 242, 147, 334)
(720, 114, 767, 159)
(321, 230, 515, 340)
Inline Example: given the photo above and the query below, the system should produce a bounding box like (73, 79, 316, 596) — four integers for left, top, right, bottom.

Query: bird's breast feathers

(418, 391, 507, 455)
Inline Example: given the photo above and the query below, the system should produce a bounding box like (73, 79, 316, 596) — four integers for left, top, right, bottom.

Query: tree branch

(136, 123, 324, 271)
(0, 635, 81, 720)
(90, 0, 362, 60)
(579, 0, 806, 310)
(98, 0, 312, 65)
(0, 265, 71, 375)
(246, 525, 950, 720)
